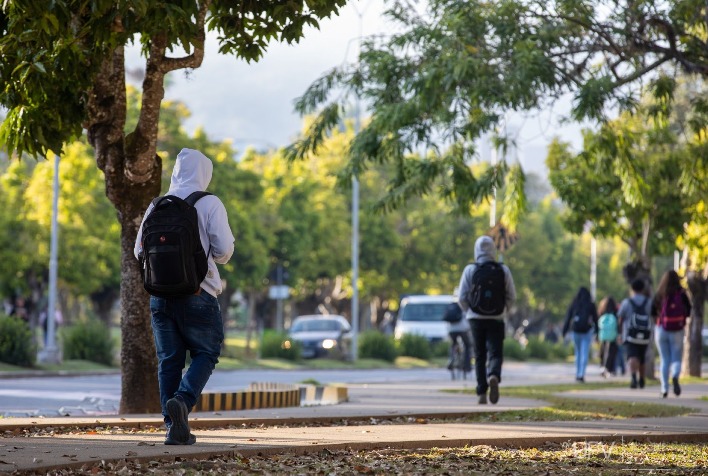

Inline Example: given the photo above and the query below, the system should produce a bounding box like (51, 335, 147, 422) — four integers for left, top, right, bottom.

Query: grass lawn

(444, 380, 701, 422)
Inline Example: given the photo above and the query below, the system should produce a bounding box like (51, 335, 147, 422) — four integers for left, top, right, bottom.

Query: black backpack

(626, 296, 651, 344)
(571, 304, 593, 333)
(465, 261, 507, 316)
(442, 302, 463, 323)
(139, 192, 212, 298)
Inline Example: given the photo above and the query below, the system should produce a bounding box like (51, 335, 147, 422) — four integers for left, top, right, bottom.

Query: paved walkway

(1, 379, 707, 474)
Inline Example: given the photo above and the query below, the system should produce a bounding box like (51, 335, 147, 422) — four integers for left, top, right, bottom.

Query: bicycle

(449, 339, 468, 381)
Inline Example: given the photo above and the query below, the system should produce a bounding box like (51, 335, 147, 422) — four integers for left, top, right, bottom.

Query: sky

(127, 1, 588, 178)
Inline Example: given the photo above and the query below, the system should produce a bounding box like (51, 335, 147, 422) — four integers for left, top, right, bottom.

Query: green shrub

(61, 320, 115, 366)
(551, 342, 573, 360)
(431, 339, 450, 358)
(396, 334, 431, 360)
(260, 330, 300, 360)
(525, 335, 550, 360)
(358, 331, 398, 362)
(0, 316, 36, 367)
(504, 338, 527, 361)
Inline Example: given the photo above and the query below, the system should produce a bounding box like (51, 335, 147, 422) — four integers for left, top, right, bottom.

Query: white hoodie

(457, 235, 516, 320)
(134, 148, 235, 297)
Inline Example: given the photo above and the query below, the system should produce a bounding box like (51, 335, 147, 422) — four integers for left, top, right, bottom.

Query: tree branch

(160, 0, 209, 73)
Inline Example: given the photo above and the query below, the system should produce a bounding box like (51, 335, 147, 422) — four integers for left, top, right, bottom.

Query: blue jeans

(469, 319, 505, 395)
(572, 331, 594, 379)
(654, 326, 684, 393)
(150, 291, 223, 426)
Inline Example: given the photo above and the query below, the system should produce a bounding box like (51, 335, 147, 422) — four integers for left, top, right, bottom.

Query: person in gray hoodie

(457, 235, 516, 404)
(134, 148, 235, 445)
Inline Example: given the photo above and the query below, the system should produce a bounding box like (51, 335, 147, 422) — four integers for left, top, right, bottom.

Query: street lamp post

(38, 154, 61, 364)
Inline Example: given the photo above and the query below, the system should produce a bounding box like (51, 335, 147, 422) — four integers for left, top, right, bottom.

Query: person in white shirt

(134, 148, 234, 446)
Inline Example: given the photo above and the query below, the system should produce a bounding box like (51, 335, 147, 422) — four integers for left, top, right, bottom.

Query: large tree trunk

(685, 271, 705, 377)
(119, 223, 161, 413)
(86, 45, 164, 414)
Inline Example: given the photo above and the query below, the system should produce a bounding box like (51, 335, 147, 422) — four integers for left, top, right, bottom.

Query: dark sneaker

(630, 374, 638, 389)
(639, 377, 645, 389)
(165, 428, 196, 446)
(478, 393, 488, 404)
(672, 377, 681, 396)
(165, 397, 193, 445)
(488, 376, 500, 404)
(662, 392, 668, 398)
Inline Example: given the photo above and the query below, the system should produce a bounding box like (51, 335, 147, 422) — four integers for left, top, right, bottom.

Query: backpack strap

(184, 191, 213, 258)
(629, 296, 647, 313)
(185, 191, 213, 206)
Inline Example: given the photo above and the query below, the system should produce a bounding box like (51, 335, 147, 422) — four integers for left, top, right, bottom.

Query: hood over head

(474, 235, 497, 262)
(167, 148, 213, 194)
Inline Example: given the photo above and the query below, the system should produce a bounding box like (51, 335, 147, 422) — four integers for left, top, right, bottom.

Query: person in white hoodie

(457, 236, 516, 405)
(134, 148, 234, 445)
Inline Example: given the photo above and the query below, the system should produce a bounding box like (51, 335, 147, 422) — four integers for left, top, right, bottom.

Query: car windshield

(399, 303, 449, 322)
(291, 319, 341, 333)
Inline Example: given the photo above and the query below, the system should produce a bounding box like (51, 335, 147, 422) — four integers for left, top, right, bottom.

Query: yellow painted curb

(193, 383, 348, 412)
(300, 385, 348, 404)
(193, 388, 300, 412)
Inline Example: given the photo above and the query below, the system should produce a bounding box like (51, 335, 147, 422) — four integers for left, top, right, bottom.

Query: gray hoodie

(134, 148, 235, 297)
(457, 235, 516, 320)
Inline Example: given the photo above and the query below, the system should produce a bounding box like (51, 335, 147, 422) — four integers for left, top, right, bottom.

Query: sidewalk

(1, 380, 707, 473)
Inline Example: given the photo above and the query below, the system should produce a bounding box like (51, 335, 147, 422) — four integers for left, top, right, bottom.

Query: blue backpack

(598, 313, 618, 342)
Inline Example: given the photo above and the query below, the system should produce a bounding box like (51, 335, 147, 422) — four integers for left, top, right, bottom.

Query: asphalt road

(0, 362, 585, 417)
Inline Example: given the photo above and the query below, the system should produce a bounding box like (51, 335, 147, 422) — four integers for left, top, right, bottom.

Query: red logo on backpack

(660, 292, 687, 331)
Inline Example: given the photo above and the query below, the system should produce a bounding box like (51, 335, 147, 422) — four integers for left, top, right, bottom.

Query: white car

(394, 295, 456, 344)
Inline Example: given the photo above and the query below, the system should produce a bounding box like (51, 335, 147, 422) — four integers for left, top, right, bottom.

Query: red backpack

(659, 291, 688, 331)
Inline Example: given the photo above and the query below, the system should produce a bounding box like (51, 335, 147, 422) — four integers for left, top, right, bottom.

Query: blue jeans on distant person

(654, 326, 684, 394)
(572, 331, 594, 379)
(150, 291, 223, 426)
(469, 319, 505, 396)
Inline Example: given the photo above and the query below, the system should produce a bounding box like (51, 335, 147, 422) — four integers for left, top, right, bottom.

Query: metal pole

(350, 4, 366, 361)
(590, 237, 597, 302)
(275, 263, 283, 332)
(38, 154, 61, 364)
(490, 142, 497, 229)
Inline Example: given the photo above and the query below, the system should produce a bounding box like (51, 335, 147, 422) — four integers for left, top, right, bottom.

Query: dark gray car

(288, 315, 352, 359)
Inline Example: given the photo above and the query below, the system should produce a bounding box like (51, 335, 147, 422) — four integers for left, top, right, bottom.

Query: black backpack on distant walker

(465, 261, 507, 316)
(139, 191, 211, 298)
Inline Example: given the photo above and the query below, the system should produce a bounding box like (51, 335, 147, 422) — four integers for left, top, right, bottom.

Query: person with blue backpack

(597, 296, 620, 377)
(562, 287, 599, 382)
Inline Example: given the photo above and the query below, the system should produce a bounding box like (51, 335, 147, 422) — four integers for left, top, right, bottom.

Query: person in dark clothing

(617, 279, 653, 390)
(444, 302, 472, 373)
(562, 287, 599, 382)
(457, 236, 516, 405)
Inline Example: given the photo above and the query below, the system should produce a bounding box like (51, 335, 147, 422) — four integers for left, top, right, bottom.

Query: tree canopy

(287, 0, 708, 218)
(0, 0, 347, 414)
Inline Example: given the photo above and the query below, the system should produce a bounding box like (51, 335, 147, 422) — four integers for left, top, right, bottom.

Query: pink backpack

(660, 291, 687, 331)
